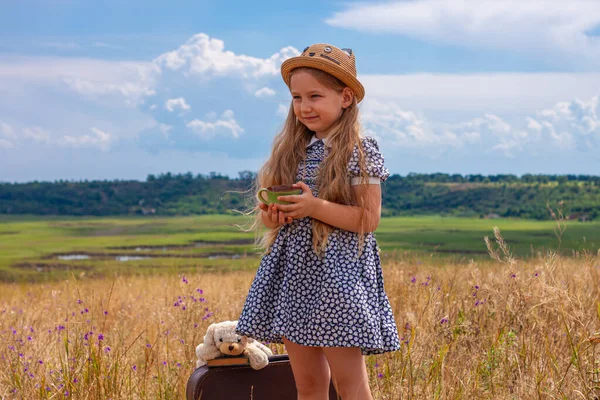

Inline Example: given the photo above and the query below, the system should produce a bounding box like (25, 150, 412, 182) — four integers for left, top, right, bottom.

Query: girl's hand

(275, 182, 317, 219)
(259, 202, 293, 226)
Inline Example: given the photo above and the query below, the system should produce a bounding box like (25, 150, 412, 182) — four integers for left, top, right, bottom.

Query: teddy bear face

(217, 338, 245, 356)
(212, 324, 248, 356)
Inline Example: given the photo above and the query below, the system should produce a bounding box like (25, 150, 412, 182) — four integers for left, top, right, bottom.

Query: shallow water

(57, 255, 90, 260)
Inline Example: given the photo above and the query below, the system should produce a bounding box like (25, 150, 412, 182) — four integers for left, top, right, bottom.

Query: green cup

(257, 185, 302, 205)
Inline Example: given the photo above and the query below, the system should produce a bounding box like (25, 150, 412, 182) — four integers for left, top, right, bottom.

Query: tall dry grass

(1, 237, 600, 399)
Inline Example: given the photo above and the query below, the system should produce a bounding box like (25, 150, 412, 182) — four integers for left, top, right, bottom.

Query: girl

(236, 43, 400, 400)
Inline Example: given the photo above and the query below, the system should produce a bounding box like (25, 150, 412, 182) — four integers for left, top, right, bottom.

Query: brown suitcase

(186, 354, 339, 400)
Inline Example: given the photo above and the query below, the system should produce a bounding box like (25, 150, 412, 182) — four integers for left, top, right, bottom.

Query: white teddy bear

(195, 320, 273, 370)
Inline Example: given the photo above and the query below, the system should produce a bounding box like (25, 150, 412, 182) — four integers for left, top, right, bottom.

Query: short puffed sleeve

(347, 136, 391, 185)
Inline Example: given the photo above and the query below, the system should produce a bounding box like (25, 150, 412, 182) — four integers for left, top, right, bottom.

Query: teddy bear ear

(204, 323, 217, 347)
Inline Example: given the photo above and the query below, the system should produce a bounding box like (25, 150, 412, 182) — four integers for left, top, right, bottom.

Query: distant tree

(0, 172, 599, 220)
(238, 171, 256, 181)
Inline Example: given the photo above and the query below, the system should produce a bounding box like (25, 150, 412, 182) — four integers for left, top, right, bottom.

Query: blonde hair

(251, 67, 373, 256)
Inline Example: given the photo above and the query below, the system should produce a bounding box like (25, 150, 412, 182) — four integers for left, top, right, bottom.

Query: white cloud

(255, 87, 276, 97)
(0, 139, 13, 149)
(360, 99, 481, 149)
(0, 121, 15, 139)
(154, 33, 299, 78)
(528, 95, 599, 150)
(61, 64, 158, 106)
(361, 94, 600, 157)
(165, 97, 191, 112)
(159, 123, 172, 135)
(276, 104, 289, 118)
(62, 127, 112, 151)
(187, 110, 244, 139)
(452, 114, 531, 157)
(0, 56, 161, 107)
(0, 55, 160, 149)
(526, 117, 543, 132)
(327, 0, 600, 65)
(23, 126, 52, 144)
(0, 34, 295, 153)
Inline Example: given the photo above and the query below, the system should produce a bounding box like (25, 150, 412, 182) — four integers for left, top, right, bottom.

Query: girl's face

(290, 71, 353, 137)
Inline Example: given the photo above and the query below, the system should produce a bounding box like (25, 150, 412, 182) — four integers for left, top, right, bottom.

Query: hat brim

(281, 57, 365, 103)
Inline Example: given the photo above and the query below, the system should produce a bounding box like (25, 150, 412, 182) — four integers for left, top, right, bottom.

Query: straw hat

(281, 43, 365, 103)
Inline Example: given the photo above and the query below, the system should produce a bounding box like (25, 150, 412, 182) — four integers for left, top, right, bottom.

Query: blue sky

(1, 0, 599, 182)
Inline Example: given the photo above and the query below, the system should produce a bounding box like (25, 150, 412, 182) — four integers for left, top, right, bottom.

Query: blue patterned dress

(236, 136, 400, 355)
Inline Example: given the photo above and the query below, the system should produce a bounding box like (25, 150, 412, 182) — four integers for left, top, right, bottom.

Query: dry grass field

(2, 230, 600, 399)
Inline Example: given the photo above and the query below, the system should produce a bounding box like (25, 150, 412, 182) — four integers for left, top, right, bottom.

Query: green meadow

(1, 214, 599, 282)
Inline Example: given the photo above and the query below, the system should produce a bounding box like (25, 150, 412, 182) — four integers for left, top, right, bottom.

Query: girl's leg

(282, 336, 331, 400)
(322, 346, 373, 400)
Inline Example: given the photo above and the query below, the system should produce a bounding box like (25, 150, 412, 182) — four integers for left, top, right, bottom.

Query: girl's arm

(276, 182, 382, 233)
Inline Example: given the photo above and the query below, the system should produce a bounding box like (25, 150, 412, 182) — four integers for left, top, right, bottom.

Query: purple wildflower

(202, 311, 214, 321)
